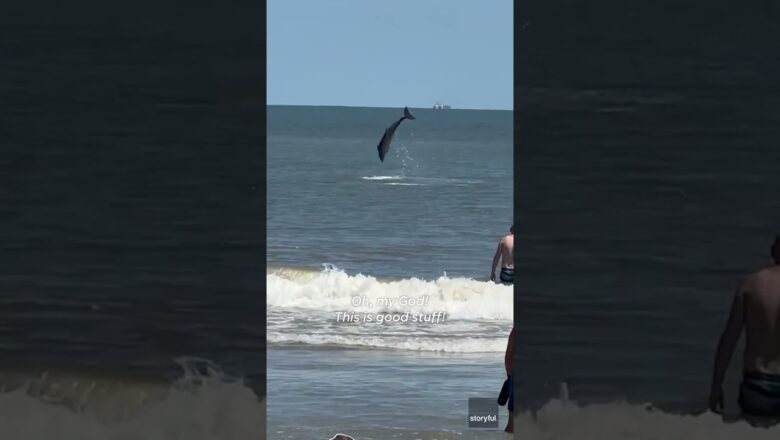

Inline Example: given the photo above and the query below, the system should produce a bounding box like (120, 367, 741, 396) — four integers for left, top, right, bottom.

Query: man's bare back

(710, 235, 780, 418)
(491, 224, 514, 284)
(741, 266, 780, 373)
(500, 234, 514, 269)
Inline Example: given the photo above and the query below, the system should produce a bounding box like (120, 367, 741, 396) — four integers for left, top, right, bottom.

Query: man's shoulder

(738, 268, 779, 295)
(748, 266, 780, 283)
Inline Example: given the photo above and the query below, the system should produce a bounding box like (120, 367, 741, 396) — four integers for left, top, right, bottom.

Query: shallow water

(267, 105, 513, 437)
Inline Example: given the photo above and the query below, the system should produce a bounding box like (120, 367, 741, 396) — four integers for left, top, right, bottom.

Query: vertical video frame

(267, 0, 514, 438)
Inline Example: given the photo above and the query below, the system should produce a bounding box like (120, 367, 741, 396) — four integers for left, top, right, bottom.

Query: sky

(267, 0, 513, 110)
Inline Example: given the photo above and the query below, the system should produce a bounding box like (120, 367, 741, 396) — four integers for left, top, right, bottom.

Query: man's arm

(709, 281, 747, 412)
(504, 328, 514, 376)
(491, 241, 502, 281)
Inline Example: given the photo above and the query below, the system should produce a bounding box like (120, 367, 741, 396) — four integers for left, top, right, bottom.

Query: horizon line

(266, 103, 512, 111)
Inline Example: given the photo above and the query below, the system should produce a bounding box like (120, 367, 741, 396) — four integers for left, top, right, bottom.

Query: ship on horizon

(433, 102, 451, 110)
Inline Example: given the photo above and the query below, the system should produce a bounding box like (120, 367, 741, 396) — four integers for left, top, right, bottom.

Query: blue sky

(267, 0, 513, 110)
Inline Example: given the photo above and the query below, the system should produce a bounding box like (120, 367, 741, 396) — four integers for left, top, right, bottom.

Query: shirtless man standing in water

(504, 327, 515, 432)
(490, 224, 514, 284)
(710, 234, 780, 421)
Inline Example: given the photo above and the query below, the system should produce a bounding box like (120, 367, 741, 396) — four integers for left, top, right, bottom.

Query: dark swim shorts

(739, 372, 780, 416)
(499, 268, 514, 284)
(508, 373, 514, 412)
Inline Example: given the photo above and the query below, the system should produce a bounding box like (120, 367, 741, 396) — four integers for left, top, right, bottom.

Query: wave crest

(0, 358, 264, 439)
(267, 266, 512, 321)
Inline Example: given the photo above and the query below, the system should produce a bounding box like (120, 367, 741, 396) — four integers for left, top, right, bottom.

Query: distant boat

(433, 102, 451, 110)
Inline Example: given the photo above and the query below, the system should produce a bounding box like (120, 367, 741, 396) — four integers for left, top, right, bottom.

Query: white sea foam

(361, 175, 403, 181)
(267, 266, 512, 352)
(0, 358, 263, 440)
(267, 266, 512, 321)
(361, 174, 483, 187)
(266, 332, 506, 353)
(516, 399, 780, 440)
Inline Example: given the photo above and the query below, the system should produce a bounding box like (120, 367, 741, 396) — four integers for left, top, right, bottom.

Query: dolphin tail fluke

(403, 106, 416, 120)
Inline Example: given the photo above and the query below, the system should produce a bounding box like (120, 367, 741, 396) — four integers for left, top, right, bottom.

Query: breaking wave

(0, 357, 263, 439)
(267, 266, 512, 353)
(267, 266, 512, 321)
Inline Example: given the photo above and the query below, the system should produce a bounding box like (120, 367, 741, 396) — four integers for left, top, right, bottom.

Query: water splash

(559, 382, 570, 406)
(321, 262, 341, 272)
(172, 357, 241, 390)
(393, 144, 419, 177)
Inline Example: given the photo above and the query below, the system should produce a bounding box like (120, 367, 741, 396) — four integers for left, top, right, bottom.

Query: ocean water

(0, 3, 264, 438)
(267, 105, 513, 438)
(516, 2, 780, 438)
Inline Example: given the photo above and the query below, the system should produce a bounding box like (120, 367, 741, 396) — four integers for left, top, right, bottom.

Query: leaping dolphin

(376, 107, 415, 162)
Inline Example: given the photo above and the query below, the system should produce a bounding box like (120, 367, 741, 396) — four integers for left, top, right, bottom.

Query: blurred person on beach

(710, 234, 780, 424)
(491, 224, 514, 284)
(504, 327, 514, 432)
